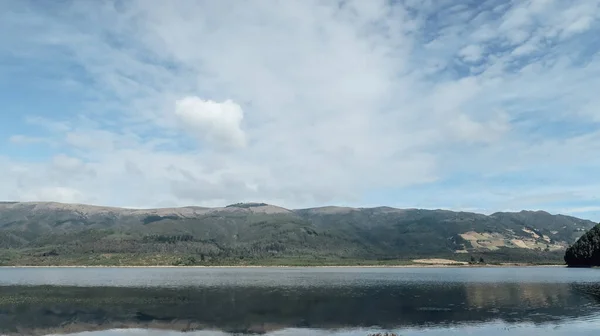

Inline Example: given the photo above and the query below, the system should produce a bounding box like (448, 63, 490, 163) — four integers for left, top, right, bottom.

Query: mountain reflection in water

(1, 282, 600, 335)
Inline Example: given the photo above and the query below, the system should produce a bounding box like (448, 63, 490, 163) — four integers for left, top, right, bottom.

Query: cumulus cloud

(174, 97, 246, 149)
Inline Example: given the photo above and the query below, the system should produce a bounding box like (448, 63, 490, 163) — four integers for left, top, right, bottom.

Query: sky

(1, 0, 600, 220)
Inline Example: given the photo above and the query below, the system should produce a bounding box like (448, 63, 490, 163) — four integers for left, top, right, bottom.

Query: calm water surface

(0, 267, 599, 335)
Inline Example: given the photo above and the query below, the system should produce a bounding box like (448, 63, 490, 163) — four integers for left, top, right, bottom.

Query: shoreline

(0, 264, 567, 268)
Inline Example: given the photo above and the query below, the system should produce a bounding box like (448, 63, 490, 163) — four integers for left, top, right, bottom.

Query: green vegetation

(564, 224, 600, 267)
(0, 202, 594, 266)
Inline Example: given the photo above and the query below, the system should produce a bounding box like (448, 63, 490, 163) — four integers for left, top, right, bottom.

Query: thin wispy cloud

(1, 0, 599, 219)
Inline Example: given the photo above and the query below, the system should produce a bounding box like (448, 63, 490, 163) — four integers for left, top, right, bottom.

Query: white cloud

(9, 135, 52, 145)
(65, 130, 116, 151)
(174, 97, 246, 149)
(52, 154, 84, 171)
(562, 16, 594, 37)
(557, 3, 598, 39)
(558, 206, 600, 214)
(459, 45, 484, 62)
(0, 0, 600, 219)
(19, 186, 84, 204)
(511, 39, 539, 56)
(450, 113, 510, 144)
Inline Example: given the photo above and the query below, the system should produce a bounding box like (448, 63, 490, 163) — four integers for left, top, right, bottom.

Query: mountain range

(0, 201, 595, 265)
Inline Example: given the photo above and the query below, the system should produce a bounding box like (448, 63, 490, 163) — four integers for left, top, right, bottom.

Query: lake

(0, 267, 599, 335)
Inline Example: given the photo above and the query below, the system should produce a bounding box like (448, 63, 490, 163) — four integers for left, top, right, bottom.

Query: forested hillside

(564, 224, 600, 267)
(0, 202, 594, 265)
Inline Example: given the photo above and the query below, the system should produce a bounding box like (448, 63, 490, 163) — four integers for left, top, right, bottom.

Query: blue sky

(1, 0, 600, 220)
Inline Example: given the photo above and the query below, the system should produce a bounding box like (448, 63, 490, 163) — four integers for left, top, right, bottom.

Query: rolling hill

(0, 201, 595, 265)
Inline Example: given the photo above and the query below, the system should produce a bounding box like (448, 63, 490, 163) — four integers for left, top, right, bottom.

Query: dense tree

(564, 224, 600, 267)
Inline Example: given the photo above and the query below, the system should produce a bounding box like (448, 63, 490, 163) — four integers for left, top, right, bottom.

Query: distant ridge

(0, 201, 595, 266)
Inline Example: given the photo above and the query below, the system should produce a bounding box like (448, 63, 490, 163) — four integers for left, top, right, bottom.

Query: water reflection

(1, 282, 599, 335)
